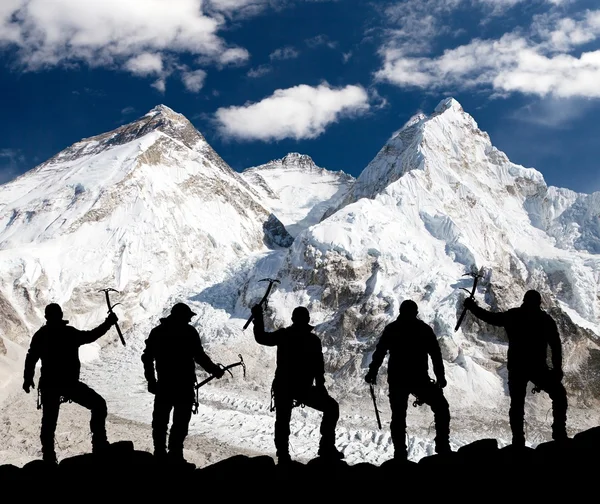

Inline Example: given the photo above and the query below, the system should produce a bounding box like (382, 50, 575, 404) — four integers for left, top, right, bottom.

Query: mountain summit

(31, 104, 208, 169)
(241, 153, 354, 237)
(0, 106, 275, 347)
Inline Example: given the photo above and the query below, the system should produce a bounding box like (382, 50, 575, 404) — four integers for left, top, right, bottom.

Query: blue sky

(0, 0, 599, 193)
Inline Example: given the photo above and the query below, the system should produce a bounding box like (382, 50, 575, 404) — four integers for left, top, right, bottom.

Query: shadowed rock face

(2, 427, 599, 497)
(263, 214, 294, 249)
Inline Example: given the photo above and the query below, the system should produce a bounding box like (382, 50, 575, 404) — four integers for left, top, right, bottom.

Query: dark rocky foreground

(1, 427, 599, 498)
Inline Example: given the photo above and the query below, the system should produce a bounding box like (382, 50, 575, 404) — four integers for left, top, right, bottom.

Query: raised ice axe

(99, 288, 125, 346)
(454, 268, 485, 332)
(243, 277, 280, 330)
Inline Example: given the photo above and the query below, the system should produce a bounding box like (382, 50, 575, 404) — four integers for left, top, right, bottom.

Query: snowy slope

(241, 153, 354, 237)
(0, 105, 275, 352)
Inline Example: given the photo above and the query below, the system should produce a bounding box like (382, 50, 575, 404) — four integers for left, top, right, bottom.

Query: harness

(269, 382, 306, 412)
(36, 378, 73, 410)
(412, 378, 437, 408)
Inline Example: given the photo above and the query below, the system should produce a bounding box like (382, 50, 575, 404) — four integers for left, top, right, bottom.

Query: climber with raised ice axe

(462, 289, 568, 447)
(23, 303, 119, 465)
(251, 303, 344, 464)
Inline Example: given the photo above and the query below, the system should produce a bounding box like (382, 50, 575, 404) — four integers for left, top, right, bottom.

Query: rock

(2, 427, 600, 497)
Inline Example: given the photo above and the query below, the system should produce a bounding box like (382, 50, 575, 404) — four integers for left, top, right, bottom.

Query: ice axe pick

(243, 278, 280, 330)
(454, 269, 484, 332)
(99, 288, 126, 346)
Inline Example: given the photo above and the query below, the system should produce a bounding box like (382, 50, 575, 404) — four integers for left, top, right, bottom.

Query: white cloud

(378, 0, 572, 56)
(533, 9, 600, 51)
(342, 51, 352, 63)
(475, 0, 534, 14)
(247, 64, 272, 78)
(0, 0, 252, 89)
(379, 0, 463, 54)
(0, 148, 21, 160)
(219, 47, 250, 65)
(151, 78, 166, 93)
(0, 0, 22, 44)
(214, 83, 371, 141)
(124, 53, 163, 76)
(208, 0, 266, 9)
(0, 148, 24, 184)
(205, 0, 273, 18)
(269, 46, 299, 61)
(375, 9, 600, 99)
(181, 69, 207, 92)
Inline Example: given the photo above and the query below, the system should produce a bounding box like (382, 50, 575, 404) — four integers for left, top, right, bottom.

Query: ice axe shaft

(195, 354, 246, 390)
(369, 384, 382, 430)
(99, 288, 125, 346)
(243, 278, 280, 330)
(193, 355, 246, 414)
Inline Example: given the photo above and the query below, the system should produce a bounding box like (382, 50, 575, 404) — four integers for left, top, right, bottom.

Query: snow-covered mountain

(229, 97, 600, 456)
(241, 153, 354, 238)
(0, 104, 284, 355)
(253, 97, 600, 427)
(0, 99, 599, 467)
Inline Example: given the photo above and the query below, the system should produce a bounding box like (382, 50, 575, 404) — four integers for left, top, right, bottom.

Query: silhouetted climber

(365, 299, 451, 459)
(251, 304, 343, 464)
(22, 303, 119, 464)
(141, 302, 224, 467)
(463, 290, 568, 447)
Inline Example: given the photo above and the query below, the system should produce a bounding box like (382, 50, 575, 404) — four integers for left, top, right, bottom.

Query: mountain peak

(433, 97, 463, 115)
(40, 105, 207, 167)
(144, 104, 184, 121)
(126, 104, 206, 149)
(145, 103, 174, 114)
(280, 152, 317, 169)
(393, 98, 464, 138)
(247, 153, 320, 173)
(334, 97, 494, 205)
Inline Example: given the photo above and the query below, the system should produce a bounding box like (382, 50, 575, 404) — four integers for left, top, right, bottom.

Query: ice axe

(195, 354, 246, 391)
(243, 278, 280, 330)
(193, 354, 246, 414)
(369, 384, 382, 430)
(454, 268, 485, 332)
(99, 288, 125, 346)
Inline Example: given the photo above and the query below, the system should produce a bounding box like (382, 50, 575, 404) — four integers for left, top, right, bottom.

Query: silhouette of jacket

(253, 318, 325, 395)
(24, 317, 115, 389)
(465, 300, 562, 373)
(368, 316, 446, 384)
(464, 296, 567, 444)
(365, 307, 451, 458)
(252, 305, 342, 462)
(141, 314, 222, 390)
